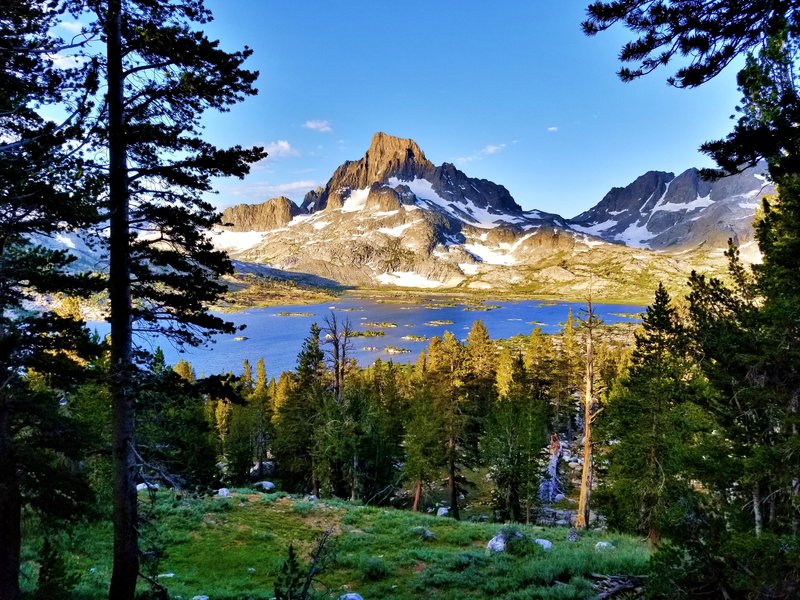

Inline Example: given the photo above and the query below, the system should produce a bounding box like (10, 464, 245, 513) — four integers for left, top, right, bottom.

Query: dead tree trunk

(576, 299, 595, 529)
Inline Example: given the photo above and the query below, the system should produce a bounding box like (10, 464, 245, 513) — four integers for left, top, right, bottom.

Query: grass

(24, 491, 650, 599)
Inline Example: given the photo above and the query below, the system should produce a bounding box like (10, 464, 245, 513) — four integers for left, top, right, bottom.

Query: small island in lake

(385, 346, 411, 354)
(401, 335, 428, 342)
(350, 329, 385, 338)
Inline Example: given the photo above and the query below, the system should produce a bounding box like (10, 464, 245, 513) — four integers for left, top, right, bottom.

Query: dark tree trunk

(106, 2, 138, 598)
(0, 401, 21, 600)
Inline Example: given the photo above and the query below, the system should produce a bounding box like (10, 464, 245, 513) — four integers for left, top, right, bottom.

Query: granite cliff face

(221, 196, 304, 231)
(569, 163, 772, 249)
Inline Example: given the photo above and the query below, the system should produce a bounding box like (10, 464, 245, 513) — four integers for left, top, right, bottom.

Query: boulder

(533, 538, 553, 552)
(192, 596, 210, 600)
(136, 482, 159, 492)
(595, 541, 615, 552)
(411, 526, 435, 541)
(487, 529, 525, 553)
(216, 488, 230, 497)
(436, 507, 449, 517)
(340, 594, 364, 600)
(567, 528, 580, 542)
(486, 534, 507, 553)
(254, 481, 275, 491)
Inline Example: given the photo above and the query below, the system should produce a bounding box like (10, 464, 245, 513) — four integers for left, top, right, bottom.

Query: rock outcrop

(221, 196, 304, 231)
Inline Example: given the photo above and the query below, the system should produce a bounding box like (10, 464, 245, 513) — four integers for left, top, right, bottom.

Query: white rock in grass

(340, 594, 364, 600)
(192, 596, 210, 600)
(595, 541, 615, 551)
(255, 481, 275, 491)
(486, 534, 506, 553)
(436, 507, 449, 517)
(216, 487, 230, 497)
(534, 538, 553, 552)
(136, 482, 159, 492)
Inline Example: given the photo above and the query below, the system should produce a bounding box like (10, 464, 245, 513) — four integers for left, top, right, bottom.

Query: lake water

(103, 297, 643, 379)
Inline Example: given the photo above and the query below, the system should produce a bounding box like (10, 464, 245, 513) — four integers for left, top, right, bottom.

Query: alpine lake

(118, 296, 644, 379)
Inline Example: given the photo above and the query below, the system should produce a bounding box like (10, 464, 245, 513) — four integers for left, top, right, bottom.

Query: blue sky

(195, 2, 742, 218)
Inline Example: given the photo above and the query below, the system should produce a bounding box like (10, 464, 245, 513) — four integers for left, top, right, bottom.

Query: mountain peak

(367, 132, 426, 161)
(362, 132, 434, 182)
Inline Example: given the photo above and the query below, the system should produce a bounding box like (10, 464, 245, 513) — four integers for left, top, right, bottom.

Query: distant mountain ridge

(569, 163, 772, 249)
(31, 133, 772, 305)
(208, 132, 760, 301)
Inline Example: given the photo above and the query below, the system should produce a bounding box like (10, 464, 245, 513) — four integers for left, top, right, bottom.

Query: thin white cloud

(454, 142, 508, 165)
(58, 21, 84, 33)
(454, 155, 479, 165)
(547, 126, 559, 132)
(303, 120, 333, 133)
(482, 143, 506, 155)
(264, 140, 300, 158)
(227, 180, 320, 200)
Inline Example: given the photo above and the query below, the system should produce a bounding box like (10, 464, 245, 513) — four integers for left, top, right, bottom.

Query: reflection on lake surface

(113, 297, 643, 379)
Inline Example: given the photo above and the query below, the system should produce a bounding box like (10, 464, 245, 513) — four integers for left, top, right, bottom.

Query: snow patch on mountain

(614, 221, 657, 247)
(653, 193, 713, 213)
(209, 229, 269, 252)
(377, 271, 444, 288)
(378, 220, 419, 237)
(570, 219, 617, 236)
(463, 243, 517, 265)
(341, 187, 370, 212)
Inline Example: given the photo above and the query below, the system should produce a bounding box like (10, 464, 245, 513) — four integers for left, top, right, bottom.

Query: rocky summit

(210, 132, 765, 301)
(300, 131, 544, 225)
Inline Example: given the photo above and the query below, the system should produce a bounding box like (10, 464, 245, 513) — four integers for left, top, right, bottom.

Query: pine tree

(585, 6, 800, 593)
(427, 332, 471, 519)
(273, 325, 329, 493)
(404, 361, 444, 512)
(0, 2, 100, 596)
(483, 353, 548, 522)
(597, 283, 716, 544)
(56, 2, 267, 595)
(555, 309, 582, 439)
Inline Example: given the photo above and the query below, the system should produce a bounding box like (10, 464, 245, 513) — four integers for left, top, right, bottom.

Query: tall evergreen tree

(404, 356, 444, 512)
(273, 324, 329, 494)
(427, 332, 471, 519)
(0, 2, 100, 596)
(483, 353, 548, 522)
(55, 1, 267, 596)
(597, 284, 717, 544)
